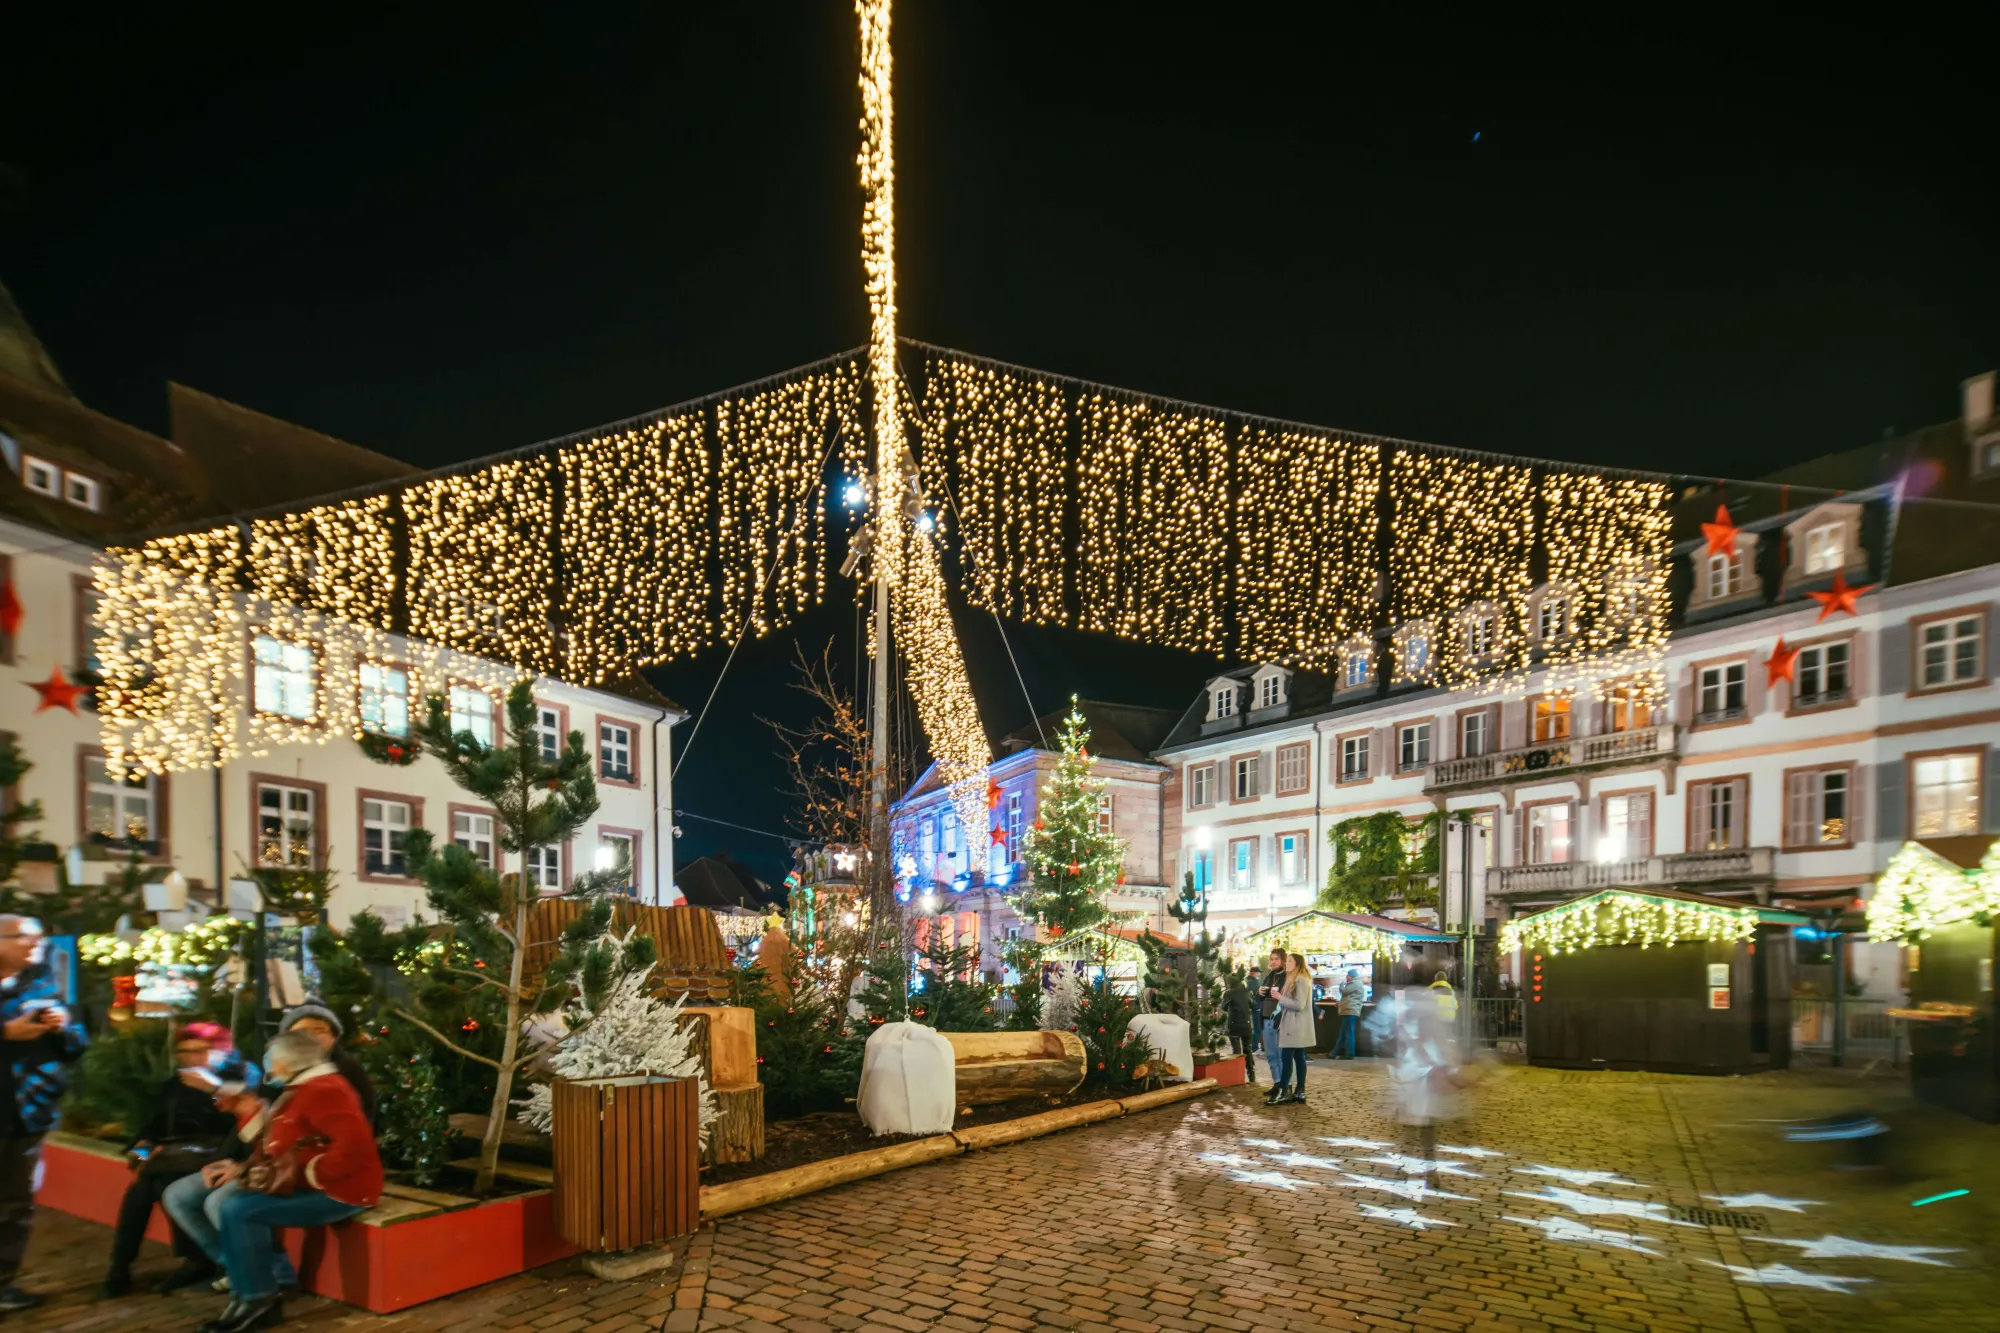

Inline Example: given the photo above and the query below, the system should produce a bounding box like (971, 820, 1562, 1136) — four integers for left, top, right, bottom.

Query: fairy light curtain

(404, 457, 558, 673)
(1234, 427, 1380, 671)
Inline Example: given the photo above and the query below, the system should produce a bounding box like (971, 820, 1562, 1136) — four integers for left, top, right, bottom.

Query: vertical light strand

(1387, 450, 1536, 688)
(855, 0, 906, 590)
(896, 524, 992, 838)
(1234, 428, 1380, 669)
(1542, 473, 1672, 700)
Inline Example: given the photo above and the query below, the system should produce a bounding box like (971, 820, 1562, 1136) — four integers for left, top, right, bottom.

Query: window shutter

(1634, 792, 1654, 857)
(1987, 747, 2000, 834)
(1690, 784, 1712, 851)
(1784, 772, 1808, 847)
(1878, 621, 1910, 695)
(1876, 760, 1905, 843)
(1847, 764, 1865, 844)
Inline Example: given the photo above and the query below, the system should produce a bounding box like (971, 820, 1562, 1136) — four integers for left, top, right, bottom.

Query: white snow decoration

(515, 940, 716, 1144)
(1333, 1174, 1473, 1203)
(1266, 1152, 1345, 1171)
(1514, 1165, 1648, 1189)
(1127, 1013, 1192, 1083)
(858, 1021, 956, 1136)
(1225, 1169, 1316, 1191)
(1040, 968, 1084, 1033)
(1356, 1153, 1482, 1178)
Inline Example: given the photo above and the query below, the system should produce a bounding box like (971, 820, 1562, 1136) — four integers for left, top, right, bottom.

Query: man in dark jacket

(1221, 975, 1258, 1084)
(0, 915, 87, 1314)
(1254, 949, 1286, 1099)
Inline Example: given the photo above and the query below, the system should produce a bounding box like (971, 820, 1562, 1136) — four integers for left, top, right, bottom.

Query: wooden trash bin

(552, 1075, 700, 1252)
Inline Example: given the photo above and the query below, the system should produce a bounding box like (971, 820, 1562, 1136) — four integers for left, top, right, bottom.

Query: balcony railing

(1492, 846, 1775, 896)
(1427, 722, 1676, 789)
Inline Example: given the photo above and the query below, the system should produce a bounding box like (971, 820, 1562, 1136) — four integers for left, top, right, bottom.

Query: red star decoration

(0, 578, 21, 641)
(1700, 503, 1742, 559)
(1764, 637, 1800, 688)
(1116, 870, 1127, 886)
(1031, 817, 1045, 832)
(1079, 747, 1090, 763)
(989, 824, 1006, 845)
(985, 779, 1003, 810)
(28, 665, 87, 714)
(1068, 861, 1082, 876)
(1807, 570, 1874, 622)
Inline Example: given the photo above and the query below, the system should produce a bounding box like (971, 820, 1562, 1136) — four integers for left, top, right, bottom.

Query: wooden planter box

(37, 1134, 576, 1312)
(1191, 1053, 1246, 1088)
(553, 1075, 701, 1252)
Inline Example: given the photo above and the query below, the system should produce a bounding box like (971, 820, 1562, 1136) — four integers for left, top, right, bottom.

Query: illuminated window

(1526, 803, 1572, 865)
(1918, 614, 1983, 689)
(1339, 734, 1369, 782)
(1189, 847, 1213, 895)
(1233, 755, 1261, 800)
(1230, 837, 1255, 890)
(1784, 769, 1849, 847)
(362, 798, 414, 877)
(1795, 642, 1850, 706)
(1697, 663, 1746, 722)
(1529, 696, 1570, 743)
(596, 832, 635, 889)
(1706, 551, 1742, 599)
(1599, 793, 1651, 861)
(1006, 793, 1022, 863)
(450, 686, 497, 746)
(1399, 632, 1431, 678)
(452, 809, 495, 868)
(84, 755, 158, 848)
(599, 721, 634, 781)
(1604, 683, 1652, 733)
(1911, 754, 1980, 837)
(1536, 595, 1570, 643)
(1463, 612, 1496, 660)
(1278, 832, 1304, 885)
(256, 782, 317, 868)
(1460, 711, 1491, 757)
(1804, 525, 1845, 574)
(252, 635, 317, 721)
(1689, 779, 1746, 851)
(358, 663, 409, 737)
(1398, 722, 1431, 771)
(1341, 649, 1372, 690)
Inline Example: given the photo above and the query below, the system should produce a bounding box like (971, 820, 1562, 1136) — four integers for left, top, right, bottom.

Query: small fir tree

(1142, 872, 1228, 1058)
(1014, 701, 1124, 937)
(1000, 937, 1044, 1030)
(738, 942, 865, 1119)
(0, 736, 43, 892)
(1071, 978, 1155, 1092)
(371, 1047, 454, 1187)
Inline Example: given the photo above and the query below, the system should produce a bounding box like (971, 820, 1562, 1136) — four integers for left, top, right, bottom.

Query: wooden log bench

(942, 1030, 1088, 1105)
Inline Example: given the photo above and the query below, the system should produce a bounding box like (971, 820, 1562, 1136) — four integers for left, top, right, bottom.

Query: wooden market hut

(1242, 910, 1458, 1052)
(1869, 838, 2000, 1122)
(1509, 888, 1806, 1075)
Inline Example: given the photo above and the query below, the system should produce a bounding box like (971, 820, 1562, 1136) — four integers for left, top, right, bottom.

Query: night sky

(5, 6, 1996, 883)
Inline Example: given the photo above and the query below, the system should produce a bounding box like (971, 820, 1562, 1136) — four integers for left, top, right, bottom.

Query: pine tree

(371, 1047, 454, 1187)
(0, 735, 43, 892)
(1014, 701, 1123, 938)
(1140, 873, 1228, 1059)
(390, 680, 626, 1193)
(1071, 978, 1154, 1092)
(1000, 937, 1043, 1030)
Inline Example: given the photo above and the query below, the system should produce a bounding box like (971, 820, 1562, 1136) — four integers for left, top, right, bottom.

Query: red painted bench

(37, 1134, 578, 1312)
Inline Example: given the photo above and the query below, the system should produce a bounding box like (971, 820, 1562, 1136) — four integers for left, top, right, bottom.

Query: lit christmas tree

(1013, 700, 1124, 938)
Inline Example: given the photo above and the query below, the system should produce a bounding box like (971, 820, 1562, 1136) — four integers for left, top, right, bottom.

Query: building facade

(0, 286, 686, 925)
(1153, 373, 2000, 998)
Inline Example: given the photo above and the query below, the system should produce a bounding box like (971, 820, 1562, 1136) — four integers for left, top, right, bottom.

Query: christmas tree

(1014, 701, 1124, 937)
(999, 936, 1043, 1030)
(370, 1047, 454, 1187)
(0, 735, 42, 892)
(1071, 978, 1155, 1092)
(1140, 872, 1228, 1059)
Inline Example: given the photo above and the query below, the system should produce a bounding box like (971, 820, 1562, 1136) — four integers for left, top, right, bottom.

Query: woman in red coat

(200, 1031, 382, 1332)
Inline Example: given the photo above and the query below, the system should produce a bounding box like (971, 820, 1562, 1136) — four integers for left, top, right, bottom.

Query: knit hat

(279, 999, 344, 1037)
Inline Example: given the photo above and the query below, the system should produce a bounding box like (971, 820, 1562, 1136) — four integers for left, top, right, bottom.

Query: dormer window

(1394, 623, 1434, 682)
(1339, 642, 1373, 691)
(1804, 524, 1844, 575)
(1705, 550, 1741, 599)
(1258, 675, 1280, 709)
(22, 455, 59, 498)
(1457, 604, 1501, 664)
(65, 473, 102, 511)
(1535, 592, 1571, 643)
(1214, 686, 1236, 718)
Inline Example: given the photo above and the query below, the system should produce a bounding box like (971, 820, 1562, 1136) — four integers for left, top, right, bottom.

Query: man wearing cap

(0, 915, 87, 1314)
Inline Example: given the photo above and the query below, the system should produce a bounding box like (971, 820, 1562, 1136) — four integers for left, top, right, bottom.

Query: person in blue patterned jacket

(0, 915, 87, 1315)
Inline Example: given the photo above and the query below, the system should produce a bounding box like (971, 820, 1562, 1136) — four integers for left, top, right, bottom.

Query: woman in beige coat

(1264, 953, 1315, 1105)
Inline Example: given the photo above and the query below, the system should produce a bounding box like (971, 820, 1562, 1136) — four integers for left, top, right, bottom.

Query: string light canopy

(1499, 890, 1799, 956)
(1866, 841, 2000, 944)
(1243, 912, 1415, 961)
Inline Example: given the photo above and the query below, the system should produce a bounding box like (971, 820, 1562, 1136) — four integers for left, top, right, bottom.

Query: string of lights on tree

(1499, 890, 1761, 955)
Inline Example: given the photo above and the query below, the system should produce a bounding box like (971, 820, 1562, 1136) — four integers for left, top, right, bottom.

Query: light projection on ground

(1319, 1137, 1392, 1150)
(1747, 1235, 1961, 1266)
(1242, 1138, 1292, 1149)
(1704, 1262, 1871, 1293)
(1358, 1204, 1458, 1231)
(1503, 1214, 1663, 1256)
(1704, 1192, 1822, 1213)
(1438, 1145, 1505, 1158)
(1196, 1153, 1256, 1166)
(1357, 1154, 1482, 1178)
(1266, 1152, 1346, 1171)
(1224, 1169, 1317, 1191)
(1514, 1165, 1649, 1189)
(1334, 1174, 1474, 1204)
(1504, 1186, 1697, 1227)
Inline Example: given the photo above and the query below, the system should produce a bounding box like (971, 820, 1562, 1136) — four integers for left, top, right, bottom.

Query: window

(1214, 686, 1237, 719)
(596, 832, 636, 888)
(358, 663, 409, 737)
(1525, 803, 1573, 864)
(1705, 551, 1742, 599)
(452, 809, 496, 869)
(1188, 847, 1213, 896)
(76, 583, 105, 678)
(525, 844, 564, 892)
(84, 755, 158, 849)
(1529, 696, 1571, 743)
(1097, 792, 1114, 835)
(362, 798, 414, 877)
(1398, 722, 1431, 771)
(22, 455, 59, 497)
(1339, 734, 1370, 782)
(1278, 832, 1304, 885)
(1696, 663, 1747, 723)
(1460, 711, 1491, 758)
(1230, 838, 1255, 890)
(1604, 683, 1652, 733)
(535, 705, 562, 763)
(1233, 755, 1261, 800)
(1188, 763, 1216, 808)
(252, 635, 317, 721)
(1341, 649, 1372, 691)
(1536, 595, 1570, 643)
(1006, 793, 1023, 863)
(1463, 613, 1496, 661)
(1399, 632, 1431, 679)
(1804, 524, 1845, 575)
(599, 721, 634, 782)
(1911, 753, 1981, 837)
(1276, 743, 1309, 795)
(943, 810, 962, 857)
(1784, 769, 1850, 847)
(1794, 642, 1850, 707)
(919, 817, 936, 867)
(256, 782, 317, 868)
(1689, 779, 1747, 851)
(65, 472, 101, 511)
(1917, 614, 1984, 690)
(450, 686, 497, 746)
(1598, 793, 1652, 862)
(1257, 674, 1282, 709)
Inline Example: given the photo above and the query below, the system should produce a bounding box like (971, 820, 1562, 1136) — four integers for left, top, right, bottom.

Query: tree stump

(704, 1083, 766, 1165)
(941, 1030, 1087, 1104)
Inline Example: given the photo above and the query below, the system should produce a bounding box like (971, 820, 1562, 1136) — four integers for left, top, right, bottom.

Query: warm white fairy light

(895, 523, 991, 836)
(1244, 913, 1403, 960)
(855, 0, 907, 592)
(1866, 841, 2000, 943)
(404, 457, 557, 673)
(1501, 890, 1760, 955)
(1388, 451, 1535, 689)
(246, 495, 396, 630)
(1235, 428, 1379, 671)
(1541, 473, 1672, 700)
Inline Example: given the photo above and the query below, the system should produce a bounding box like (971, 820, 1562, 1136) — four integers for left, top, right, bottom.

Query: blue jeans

(1334, 1014, 1358, 1058)
(1260, 1019, 1282, 1086)
(213, 1187, 361, 1301)
(1277, 1048, 1308, 1095)
(161, 1174, 299, 1290)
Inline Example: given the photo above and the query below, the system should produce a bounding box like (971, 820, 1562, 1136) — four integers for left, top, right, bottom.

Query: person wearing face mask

(102, 1023, 246, 1296)
(0, 914, 87, 1315)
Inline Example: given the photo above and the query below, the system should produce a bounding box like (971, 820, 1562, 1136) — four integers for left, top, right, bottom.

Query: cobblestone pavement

(13, 1060, 1996, 1333)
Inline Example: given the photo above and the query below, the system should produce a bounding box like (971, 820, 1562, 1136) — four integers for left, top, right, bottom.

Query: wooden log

(1116, 1078, 1217, 1115)
(703, 1082, 765, 1166)
(951, 1098, 1121, 1150)
(699, 1134, 963, 1220)
(682, 1006, 757, 1085)
(941, 1030, 1087, 1105)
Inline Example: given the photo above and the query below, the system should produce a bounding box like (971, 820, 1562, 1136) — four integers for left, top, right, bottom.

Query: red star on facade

(1700, 503, 1742, 559)
(1807, 570, 1874, 622)
(27, 665, 87, 714)
(985, 779, 1003, 810)
(1765, 637, 1800, 688)
(0, 577, 21, 641)
(989, 824, 1006, 845)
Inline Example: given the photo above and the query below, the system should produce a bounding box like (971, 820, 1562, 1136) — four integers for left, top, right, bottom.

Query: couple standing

(1253, 949, 1369, 1105)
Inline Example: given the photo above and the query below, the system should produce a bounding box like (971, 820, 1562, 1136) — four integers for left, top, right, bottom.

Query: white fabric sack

(857, 1021, 957, 1136)
(1127, 1013, 1194, 1083)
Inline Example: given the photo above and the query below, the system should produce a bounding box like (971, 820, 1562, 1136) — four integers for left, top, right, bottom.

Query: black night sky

(5, 6, 1996, 884)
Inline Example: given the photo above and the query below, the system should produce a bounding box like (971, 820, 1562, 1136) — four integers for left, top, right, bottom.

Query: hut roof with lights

(1244, 910, 1455, 960)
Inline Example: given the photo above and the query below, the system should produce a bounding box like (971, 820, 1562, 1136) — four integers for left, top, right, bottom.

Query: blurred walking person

(0, 915, 87, 1314)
